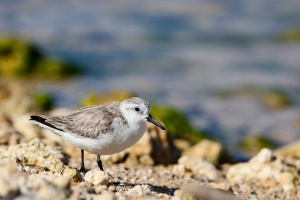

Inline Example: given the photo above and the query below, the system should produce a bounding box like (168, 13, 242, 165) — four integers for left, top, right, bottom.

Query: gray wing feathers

(44, 102, 124, 139)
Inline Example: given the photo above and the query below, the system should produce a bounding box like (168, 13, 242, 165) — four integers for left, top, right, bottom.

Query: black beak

(146, 114, 165, 130)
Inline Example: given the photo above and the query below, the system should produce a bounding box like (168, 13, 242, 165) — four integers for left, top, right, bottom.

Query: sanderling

(30, 97, 165, 172)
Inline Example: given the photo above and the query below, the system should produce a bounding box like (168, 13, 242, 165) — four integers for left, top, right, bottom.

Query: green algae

(150, 104, 206, 143)
(0, 37, 81, 79)
(240, 135, 278, 154)
(31, 91, 54, 111)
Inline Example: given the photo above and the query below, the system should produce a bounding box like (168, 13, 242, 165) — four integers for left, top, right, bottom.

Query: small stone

(250, 148, 273, 164)
(172, 164, 188, 174)
(178, 155, 218, 180)
(183, 139, 223, 165)
(84, 170, 110, 186)
(63, 166, 82, 182)
(173, 189, 195, 200)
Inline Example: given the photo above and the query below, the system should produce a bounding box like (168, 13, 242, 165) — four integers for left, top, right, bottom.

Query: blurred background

(0, 0, 300, 159)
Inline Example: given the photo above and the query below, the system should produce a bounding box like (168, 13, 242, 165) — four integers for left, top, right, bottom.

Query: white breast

(95, 120, 147, 155)
(60, 120, 147, 155)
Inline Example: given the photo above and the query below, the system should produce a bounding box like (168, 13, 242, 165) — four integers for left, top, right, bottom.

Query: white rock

(250, 148, 273, 164)
(84, 170, 110, 186)
(183, 139, 223, 165)
(62, 166, 82, 182)
(172, 164, 187, 174)
(178, 155, 218, 180)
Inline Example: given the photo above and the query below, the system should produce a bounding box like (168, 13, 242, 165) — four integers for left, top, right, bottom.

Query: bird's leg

(79, 149, 86, 173)
(96, 155, 104, 171)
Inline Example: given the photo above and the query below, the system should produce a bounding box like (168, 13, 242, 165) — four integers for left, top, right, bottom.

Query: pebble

(183, 139, 223, 165)
(63, 166, 82, 182)
(84, 170, 110, 186)
(178, 155, 218, 180)
(173, 189, 195, 200)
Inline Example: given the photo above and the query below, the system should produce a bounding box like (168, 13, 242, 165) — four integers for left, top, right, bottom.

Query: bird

(30, 97, 165, 173)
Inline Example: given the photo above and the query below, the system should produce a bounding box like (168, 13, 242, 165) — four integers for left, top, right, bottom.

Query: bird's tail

(30, 115, 47, 123)
(30, 115, 63, 131)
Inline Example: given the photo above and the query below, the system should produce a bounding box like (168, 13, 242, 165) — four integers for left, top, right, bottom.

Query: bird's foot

(79, 166, 86, 173)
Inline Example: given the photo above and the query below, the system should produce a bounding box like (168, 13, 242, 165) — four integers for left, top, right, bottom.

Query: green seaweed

(151, 104, 207, 143)
(35, 57, 81, 79)
(31, 91, 54, 111)
(240, 135, 278, 154)
(0, 37, 41, 76)
(0, 36, 81, 79)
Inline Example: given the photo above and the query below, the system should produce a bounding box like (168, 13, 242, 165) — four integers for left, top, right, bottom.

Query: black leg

(79, 149, 86, 173)
(96, 155, 104, 171)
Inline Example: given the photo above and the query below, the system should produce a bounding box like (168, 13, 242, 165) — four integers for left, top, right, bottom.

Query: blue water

(1, 0, 300, 154)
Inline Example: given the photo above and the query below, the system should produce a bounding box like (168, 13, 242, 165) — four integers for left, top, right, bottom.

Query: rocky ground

(1, 84, 300, 200)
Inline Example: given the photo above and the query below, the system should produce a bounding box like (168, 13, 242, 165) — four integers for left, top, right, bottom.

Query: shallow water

(1, 0, 300, 154)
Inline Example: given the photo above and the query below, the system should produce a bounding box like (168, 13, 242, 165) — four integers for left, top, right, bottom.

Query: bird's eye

(135, 107, 140, 112)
